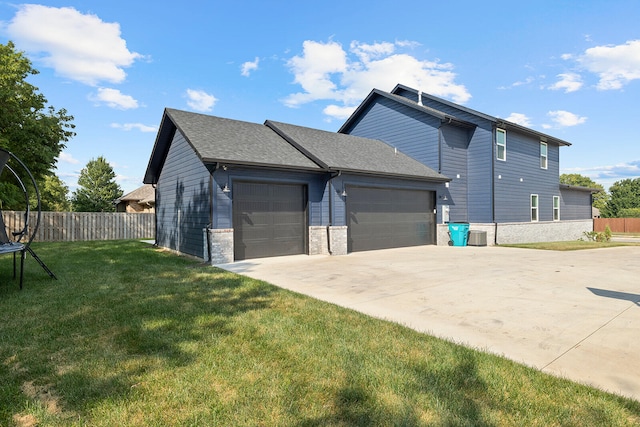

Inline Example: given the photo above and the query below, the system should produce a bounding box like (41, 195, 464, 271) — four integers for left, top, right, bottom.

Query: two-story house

(339, 84, 593, 245)
(144, 84, 593, 263)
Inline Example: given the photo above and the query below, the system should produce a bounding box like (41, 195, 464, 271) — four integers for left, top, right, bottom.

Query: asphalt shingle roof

(145, 108, 449, 183)
(166, 108, 321, 170)
(266, 120, 448, 180)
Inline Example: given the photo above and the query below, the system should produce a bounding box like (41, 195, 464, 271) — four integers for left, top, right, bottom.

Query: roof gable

(144, 108, 449, 184)
(338, 89, 475, 134)
(390, 84, 571, 147)
(144, 109, 322, 183)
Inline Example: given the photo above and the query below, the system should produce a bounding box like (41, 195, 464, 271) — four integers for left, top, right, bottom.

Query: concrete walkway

(217, 245, 640, 401)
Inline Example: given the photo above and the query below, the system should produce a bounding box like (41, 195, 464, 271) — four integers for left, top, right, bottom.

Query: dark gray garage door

(233, 182, 307, 260)
(347, 186, 435, 252)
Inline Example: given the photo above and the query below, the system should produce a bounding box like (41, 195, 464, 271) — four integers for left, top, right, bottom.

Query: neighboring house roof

(116, 184, 155, 205)
(340, 84, 572, 147)
(144, 108, 450, 184)
(266, 121, 449, 181)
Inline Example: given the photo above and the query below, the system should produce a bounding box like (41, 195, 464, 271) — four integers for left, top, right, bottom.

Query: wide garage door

(233, 182, 307, 260)
(347, 186, 435, 252)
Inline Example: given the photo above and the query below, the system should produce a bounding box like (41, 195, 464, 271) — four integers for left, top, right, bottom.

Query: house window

(496, 128, 506, 161)
(553, 196, 560, 221)
(531, 194, 539, 222)
(540, 142, 548, 169)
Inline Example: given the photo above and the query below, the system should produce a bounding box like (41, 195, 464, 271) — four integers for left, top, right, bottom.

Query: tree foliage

(559, 173, 608, 211)
(71, 157, 123, 212)
(601, 178, 640, 218)
(0, 41, 75, 209)
(41, 174, 71, 211)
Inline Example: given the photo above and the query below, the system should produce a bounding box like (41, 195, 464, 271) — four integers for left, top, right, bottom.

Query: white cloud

(350, 40, 396, 63)
(283, 39, 470, 120)
(549, 72, 583, 93)
(284, 40, 348, 107)
(542, 110, 587, 129)
(323, 104, 357, 120)
(5, 4, 142, 85)
(241, 57, 260, 76)
(185, 89, 217, 112)
(504, 113, 531, 127)
(562, 160, 640, 188)
(576, 40, 640, 90)
(111, 123, 157, 133)
(58, 151, 80, 164)
(90, 88, 139, 109)
(498, 76, 535, 90)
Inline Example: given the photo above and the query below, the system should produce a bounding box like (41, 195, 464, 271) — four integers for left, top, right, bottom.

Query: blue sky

(1, 1, 640, 194)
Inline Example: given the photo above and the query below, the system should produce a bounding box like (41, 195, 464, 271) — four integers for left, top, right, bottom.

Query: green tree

(40, 174, 71, 211)
(601, 178, 640, 218)
(0, 41, 75, 182)
(559, 173, 608, 212)
(71, 157, 123, 212)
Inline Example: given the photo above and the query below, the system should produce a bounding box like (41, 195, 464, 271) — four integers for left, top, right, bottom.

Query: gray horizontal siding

(466, 123, 494, 223)
(494, 129, 560, 223)
(440, 125, 468, 222)
(560, 187, 592, 220)
(395, 89, 495, 223)
(342, 97, 441, 170)
(156, 131, 211, 258)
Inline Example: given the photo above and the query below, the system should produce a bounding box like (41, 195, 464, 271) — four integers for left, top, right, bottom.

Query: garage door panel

(233, 182, 307, 260)
(347, 186, 435, 252)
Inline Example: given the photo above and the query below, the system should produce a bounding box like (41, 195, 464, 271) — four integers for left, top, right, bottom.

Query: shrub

(619, 208, 640, 218)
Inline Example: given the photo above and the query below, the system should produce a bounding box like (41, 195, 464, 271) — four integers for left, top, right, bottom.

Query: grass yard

(1, 241, 639, 426)
(501, 240, 640, 251)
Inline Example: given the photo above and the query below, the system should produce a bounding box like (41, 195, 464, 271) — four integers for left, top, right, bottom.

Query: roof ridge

(264, 120, 329, 170)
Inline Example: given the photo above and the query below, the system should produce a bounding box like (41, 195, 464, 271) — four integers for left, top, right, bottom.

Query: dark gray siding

(394, 89, 495, 223)
(560, 187, 593, 220)
(494, 129, 561, 223)
(342, 97, 441, 170)
(156, 131, 211, 258)
(211, 167, 328, 229)
(466, 124, 494, 223)
(440, 125, 468, 222)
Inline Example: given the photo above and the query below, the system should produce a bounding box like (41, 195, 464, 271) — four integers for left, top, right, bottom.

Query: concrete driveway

(217, 245, 640, 401)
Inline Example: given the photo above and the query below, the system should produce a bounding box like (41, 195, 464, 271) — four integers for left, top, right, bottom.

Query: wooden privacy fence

(594, 218, 640, 233)
(1, 211, 155, 242)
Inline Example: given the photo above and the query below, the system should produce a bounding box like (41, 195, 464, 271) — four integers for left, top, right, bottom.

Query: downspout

(326, 170, 342, 254)
(491, 126, 497, 245)
(152, 183, 158, 247)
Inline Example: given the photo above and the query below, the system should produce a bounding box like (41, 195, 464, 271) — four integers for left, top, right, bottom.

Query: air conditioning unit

(468, 230, 487, 246)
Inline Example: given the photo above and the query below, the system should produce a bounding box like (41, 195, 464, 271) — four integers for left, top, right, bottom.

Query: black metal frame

(0, 148, 56, 289)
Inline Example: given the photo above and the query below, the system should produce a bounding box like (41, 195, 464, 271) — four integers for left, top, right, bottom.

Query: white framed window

(496, 128, 506, 161)
(531, 194, 539, 222)
(553, 196, 560, 221)
(540, 142, 548, 169)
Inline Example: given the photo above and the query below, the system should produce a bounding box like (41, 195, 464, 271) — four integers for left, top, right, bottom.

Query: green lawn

(501, 240, 640, 251)
(1, 241, 639, 426)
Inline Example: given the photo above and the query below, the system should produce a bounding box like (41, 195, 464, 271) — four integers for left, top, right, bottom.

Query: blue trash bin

(448, 222, 470, 246)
